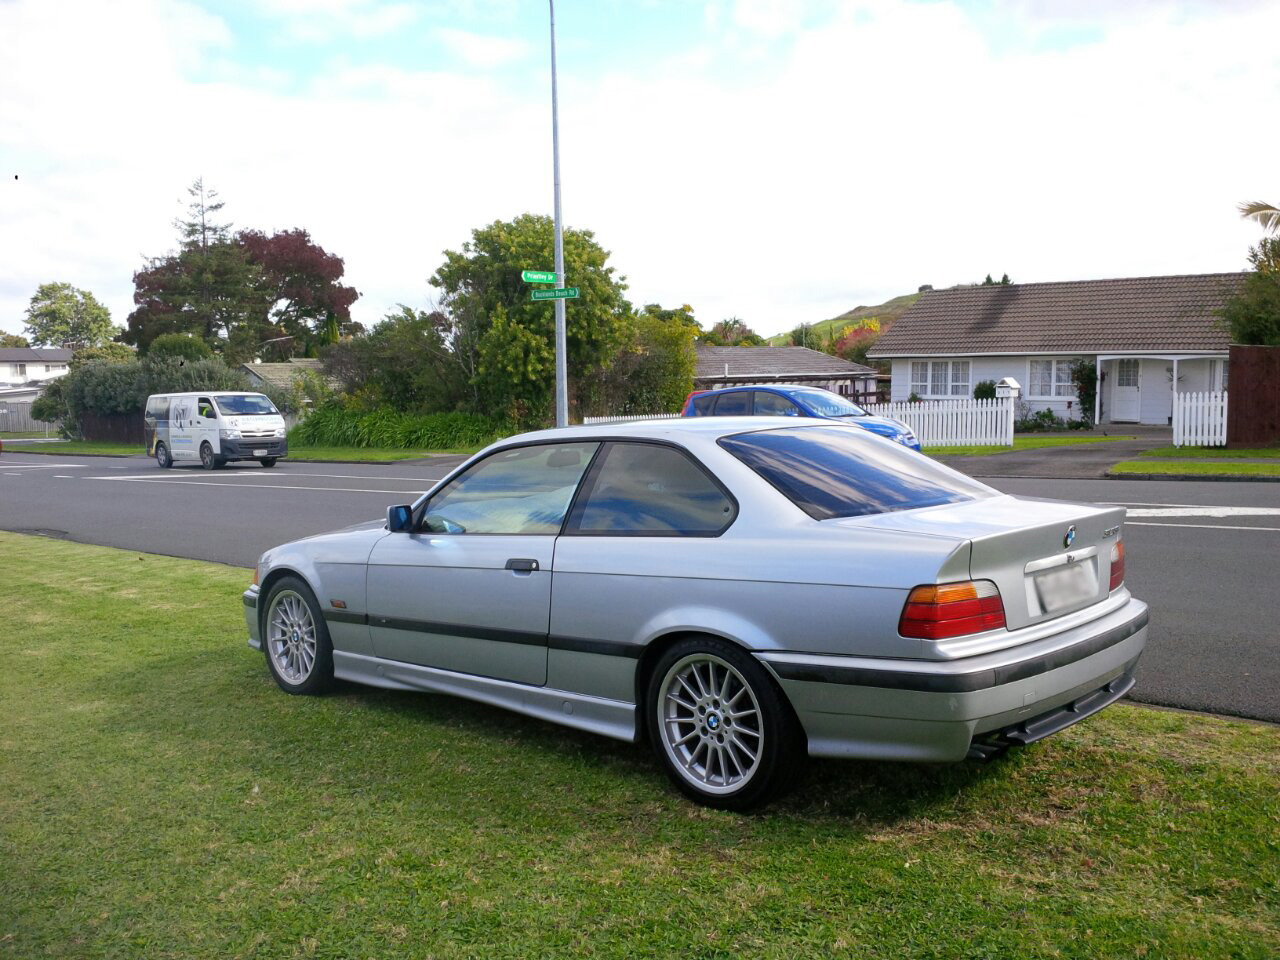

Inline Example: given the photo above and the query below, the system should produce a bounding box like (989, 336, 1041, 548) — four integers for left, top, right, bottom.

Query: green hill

(767, 292, 921, 346)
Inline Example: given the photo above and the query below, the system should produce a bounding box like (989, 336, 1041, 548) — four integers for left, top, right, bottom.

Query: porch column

(1094, 356, 1102, 425)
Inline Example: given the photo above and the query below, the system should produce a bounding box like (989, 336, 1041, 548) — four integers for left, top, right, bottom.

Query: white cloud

(1, 0, 1278, 344)
(434, 27, 530, 68)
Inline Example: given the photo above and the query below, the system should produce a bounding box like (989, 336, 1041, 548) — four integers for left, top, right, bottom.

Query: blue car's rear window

(719, 425, 991, 519)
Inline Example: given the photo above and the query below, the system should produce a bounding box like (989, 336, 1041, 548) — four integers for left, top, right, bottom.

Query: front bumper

(759, 597, 1148, 762)
(244, 586, 262, 650)
(220, 437, 288, 460)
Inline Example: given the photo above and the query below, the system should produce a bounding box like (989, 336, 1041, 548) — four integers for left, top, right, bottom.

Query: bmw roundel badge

(1063, 524, 1077, 549)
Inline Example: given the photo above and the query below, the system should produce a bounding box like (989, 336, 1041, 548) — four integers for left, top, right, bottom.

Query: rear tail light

(899, 580, 1006, 640)
(1109, 539, 1125, 591)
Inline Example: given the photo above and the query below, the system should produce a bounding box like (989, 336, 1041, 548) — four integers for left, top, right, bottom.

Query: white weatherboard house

(0, 347, 72, 388)
(867, 274, 1245, 426)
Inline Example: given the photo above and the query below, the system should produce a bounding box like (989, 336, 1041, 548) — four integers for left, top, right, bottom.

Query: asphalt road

(1, 450, 1277, 723)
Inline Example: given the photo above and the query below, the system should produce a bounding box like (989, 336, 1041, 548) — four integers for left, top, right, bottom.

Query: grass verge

(927, 435, 1133, 456)
(1, 439, 143, 456)
(1140, 445, 1280, 459)
(2, 531, 1277, 958)
(1111, 460, 1280, 478)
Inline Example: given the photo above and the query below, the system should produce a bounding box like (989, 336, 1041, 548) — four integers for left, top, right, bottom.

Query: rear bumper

(220, 438, 288, 460)
(759, 597, 1148, 762)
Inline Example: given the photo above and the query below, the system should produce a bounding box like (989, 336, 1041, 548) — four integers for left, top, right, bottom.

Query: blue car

(682, 384, 921, 451)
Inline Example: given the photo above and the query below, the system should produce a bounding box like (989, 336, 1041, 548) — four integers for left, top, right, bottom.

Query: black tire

(261, 575, 335, 696)
(155, 443, 172, 469)
(645, 636, 805, 810)
(199, 442, 218, 470)
(259, 458, 278, 468)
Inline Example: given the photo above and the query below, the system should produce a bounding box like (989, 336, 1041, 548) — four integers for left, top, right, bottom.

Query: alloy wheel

(657, 653, 764, 795)
(266, 590, 318, 685)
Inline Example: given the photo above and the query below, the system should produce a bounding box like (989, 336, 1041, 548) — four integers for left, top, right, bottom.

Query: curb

(1105, 471, 1280, 483)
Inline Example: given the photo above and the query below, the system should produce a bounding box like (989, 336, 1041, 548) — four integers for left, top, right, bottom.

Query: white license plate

(1035, 562, 1095, 613)
(253, 448, 268, 457)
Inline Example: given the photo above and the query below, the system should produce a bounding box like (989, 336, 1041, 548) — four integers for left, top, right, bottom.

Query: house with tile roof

(0, 347, 73, 388)
(866, 273, 1245, 425)
(240, 359, 340, 392)
(694, 345, 878, 401)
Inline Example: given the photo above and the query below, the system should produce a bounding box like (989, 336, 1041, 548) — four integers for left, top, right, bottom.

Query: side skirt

(332, 651, 638, 743)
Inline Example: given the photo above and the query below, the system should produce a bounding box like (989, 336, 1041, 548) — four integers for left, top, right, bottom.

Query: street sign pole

(549, 0, 568, 428)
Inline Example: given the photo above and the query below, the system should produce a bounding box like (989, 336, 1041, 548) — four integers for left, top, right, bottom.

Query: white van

(144, 391, 288, 469)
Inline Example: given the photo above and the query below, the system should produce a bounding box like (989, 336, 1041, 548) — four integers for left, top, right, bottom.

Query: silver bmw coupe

(244, 418, 1146, 808)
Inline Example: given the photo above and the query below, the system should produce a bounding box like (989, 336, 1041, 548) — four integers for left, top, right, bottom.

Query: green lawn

(2, 533, 1277, 958)
(1, 441, 481, 461)
(1110, 460, 1280, 478)
(1141, 445, 1280, 459)
(927, 435, 1133, 456)
(0, 431, 51, 439)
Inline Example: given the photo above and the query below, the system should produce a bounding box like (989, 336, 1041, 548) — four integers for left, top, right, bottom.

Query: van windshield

(214, 395, 279, 416)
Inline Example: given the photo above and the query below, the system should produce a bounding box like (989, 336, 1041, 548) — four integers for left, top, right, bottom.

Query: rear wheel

(262, 576, 335, 695)
(155, 443, 172, 469)
(259, 458, 277, 468)
(646, 636, 804, 810)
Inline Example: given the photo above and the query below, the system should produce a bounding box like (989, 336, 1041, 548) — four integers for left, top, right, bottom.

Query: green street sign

(530, 287, 580, 301)
(522, 270, 557, 283)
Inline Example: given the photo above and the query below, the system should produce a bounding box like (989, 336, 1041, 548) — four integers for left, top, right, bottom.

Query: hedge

(289, 405, 509, 450)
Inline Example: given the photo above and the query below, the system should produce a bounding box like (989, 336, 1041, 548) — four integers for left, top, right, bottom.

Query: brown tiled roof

(695, 345, 875, 380)
(0, 347, 73, 362)
(867, 273, 1246, 357)
(241, 359, 338, 390)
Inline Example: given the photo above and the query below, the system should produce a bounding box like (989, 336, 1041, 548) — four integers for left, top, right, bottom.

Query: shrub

(907, 392, 922, 403)
(289, 404, 509, 450)
(973, 379, 997, 400)
(1014, 408, 1069, 433)
(1069, 360, 1097, 426)
(147, 333, 212, 362)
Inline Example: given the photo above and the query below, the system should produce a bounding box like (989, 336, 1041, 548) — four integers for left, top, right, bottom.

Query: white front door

(1111, 359, 1141, 422)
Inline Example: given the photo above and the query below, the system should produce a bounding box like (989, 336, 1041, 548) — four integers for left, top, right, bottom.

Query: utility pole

(549, 0, 568, 427)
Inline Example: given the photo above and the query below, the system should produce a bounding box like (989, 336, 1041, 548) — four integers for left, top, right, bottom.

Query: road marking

(1128, 521, 1280, 532)
(1103, 501, 1206, 508)
(83, 476, 426, 495)
(52, 475, 75, 478)
(0, 463, 86, 469)
(1125, 507, 1280, 518)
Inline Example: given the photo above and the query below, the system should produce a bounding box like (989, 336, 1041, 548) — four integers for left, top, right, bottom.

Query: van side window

(197, 397, 215, 419)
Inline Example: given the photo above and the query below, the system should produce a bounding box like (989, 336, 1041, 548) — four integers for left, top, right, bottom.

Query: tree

(1220, 236, 1280, 345)
(431, 214, 632, 420)
(832, 325, 881, 366)
(700, 316, 765, 346)
(71, 343, 135, 369)
(23, 282, 117, 348)
(177, 177, 231, 251)
(0, 333, 29, 347)
(1239, 200, 1280, 233)
(238, 228, 359, 356)
(981, 273, 1012, 286)
(581, 303, 697, 415)
(148, 332, 213, 362)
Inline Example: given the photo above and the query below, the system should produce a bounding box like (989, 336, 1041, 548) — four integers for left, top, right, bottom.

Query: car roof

(695, 384, 825, 397)
(148, 391, 269, 398)
(502, 415, 842, 447)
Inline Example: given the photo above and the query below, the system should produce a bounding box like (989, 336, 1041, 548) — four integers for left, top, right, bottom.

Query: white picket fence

(863, 397, 1014, 447)
(1172, 391, 1228, 447)
(582, 413, 682, 425)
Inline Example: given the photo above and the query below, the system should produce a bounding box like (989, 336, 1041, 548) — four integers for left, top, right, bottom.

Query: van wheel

(155, 443, 172, 469)
(260, 458, 278, 468)
(199, 442, 221, 470)
(646, 636, 805, 810)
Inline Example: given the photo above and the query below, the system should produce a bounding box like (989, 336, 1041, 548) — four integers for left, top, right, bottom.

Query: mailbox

(995, 377, 1021, 399)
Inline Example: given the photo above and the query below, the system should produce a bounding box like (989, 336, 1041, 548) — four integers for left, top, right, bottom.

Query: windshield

(213, 394, 279, 416)
(719, 425, 992, 519)
(789, 389, 868, 418)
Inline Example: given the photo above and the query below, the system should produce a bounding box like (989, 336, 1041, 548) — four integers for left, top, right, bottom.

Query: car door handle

(505, 558, 539, 572)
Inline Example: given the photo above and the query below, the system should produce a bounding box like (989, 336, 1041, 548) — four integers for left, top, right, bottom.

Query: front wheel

(155, 443, 172, 469)
(646, 637, 805, 810)
(259, 458, 277, 468)
(262, 576, 335, 695)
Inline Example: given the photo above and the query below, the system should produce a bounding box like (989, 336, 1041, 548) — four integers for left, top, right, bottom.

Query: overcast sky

(3, 0, 1278, 340)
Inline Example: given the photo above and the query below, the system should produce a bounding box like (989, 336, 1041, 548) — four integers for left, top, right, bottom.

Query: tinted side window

(719, 426, 993, 520)
(423, 442, 598, 535)
(712, 391, 751, 416)
(752, 392, 801, 416)
(568, 443, 735, 536)
(692, 394, 716, 415)
(145, 397, 170, 421)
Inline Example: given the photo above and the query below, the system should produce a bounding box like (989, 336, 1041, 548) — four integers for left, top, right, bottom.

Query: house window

(1030, 359, 1078, 398)
(14, 363, 26, 377)
(911, 360, 969, 398)
(1115, 359, 1140, 388)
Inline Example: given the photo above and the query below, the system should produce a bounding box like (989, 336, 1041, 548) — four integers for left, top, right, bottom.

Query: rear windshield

(213, 394, 279, 416)
(719, 425, 992, 519)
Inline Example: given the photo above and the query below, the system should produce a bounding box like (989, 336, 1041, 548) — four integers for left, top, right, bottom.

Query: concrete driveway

(935, 428, 1172, 479)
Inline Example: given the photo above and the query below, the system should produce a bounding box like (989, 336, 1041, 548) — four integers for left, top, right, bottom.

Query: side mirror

(386, 504, 413, 532)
